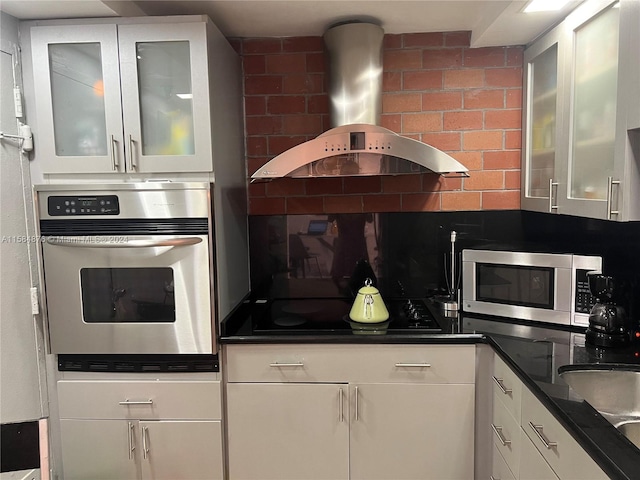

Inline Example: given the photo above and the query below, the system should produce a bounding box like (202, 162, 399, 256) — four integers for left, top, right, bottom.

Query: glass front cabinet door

(522, 0, 640, 221)
(30, 21, 213, 174)
(522, 33, 564, 213)
(565, 1, 621, 219)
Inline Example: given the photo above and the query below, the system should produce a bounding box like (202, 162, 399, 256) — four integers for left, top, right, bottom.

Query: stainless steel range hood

(251, 22, 469, 182)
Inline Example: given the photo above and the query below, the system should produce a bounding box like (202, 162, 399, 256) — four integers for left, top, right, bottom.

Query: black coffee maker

(585, 272, 631, 347)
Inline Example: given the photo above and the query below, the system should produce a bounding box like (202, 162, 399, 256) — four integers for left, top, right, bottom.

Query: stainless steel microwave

(461, 250, 602, 327)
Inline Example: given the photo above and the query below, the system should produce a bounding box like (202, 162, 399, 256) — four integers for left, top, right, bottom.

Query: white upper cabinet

(31, 24, 124, 173)
(522, 30, 565, 214)
(117, 23, 211, 173)
(28, 18, 226, 175)
(522, 0, 640, 221)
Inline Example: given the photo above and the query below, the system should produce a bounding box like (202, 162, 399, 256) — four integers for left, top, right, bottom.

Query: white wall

(0, 11, 47, 424)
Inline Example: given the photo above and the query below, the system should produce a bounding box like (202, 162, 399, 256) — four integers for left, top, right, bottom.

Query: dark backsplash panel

(249, 211, 640, 320)
(249, 210, 525, 300)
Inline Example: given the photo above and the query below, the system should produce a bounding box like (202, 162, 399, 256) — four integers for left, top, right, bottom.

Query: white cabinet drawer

(492, 443, 516, 480)
(225, 344, 475, 384)
(519, 431, 559, 480)
(492, 392, 521, 475)
(521, 387, 608, 480)
(493, 355, 522, 423)
(58, 380, 221, 420)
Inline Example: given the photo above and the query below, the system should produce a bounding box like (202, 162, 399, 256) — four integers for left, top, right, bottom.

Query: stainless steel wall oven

(36, 183, 218, 357)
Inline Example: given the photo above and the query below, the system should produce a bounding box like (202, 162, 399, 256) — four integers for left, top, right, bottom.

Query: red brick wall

(234, 32, 524, 215)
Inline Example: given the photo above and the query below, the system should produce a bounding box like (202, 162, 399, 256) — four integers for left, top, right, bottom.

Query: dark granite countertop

(220, 301, 640, 479)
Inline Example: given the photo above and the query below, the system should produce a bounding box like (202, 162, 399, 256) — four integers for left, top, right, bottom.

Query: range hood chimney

(251, 22, 468, 181)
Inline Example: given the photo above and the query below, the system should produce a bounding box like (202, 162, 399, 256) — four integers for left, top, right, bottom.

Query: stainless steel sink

(618, 421, 640, 447)
(558, 365, 640, 448)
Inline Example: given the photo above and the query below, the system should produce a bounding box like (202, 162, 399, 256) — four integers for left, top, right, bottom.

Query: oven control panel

(48, 195, 120, 216)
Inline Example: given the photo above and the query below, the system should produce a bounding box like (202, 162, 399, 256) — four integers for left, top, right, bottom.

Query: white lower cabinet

(60, 419, 223, 480)
(350, 383, 474, 480)
(491, 355, 608, 480)
(519, 432, 559, 480)
(57, 380, 224, 480)
(521, 387, 608, 480)
(60, 419, 139, 480)
(492, 444, 517, 480)
(224, 344, 475, 480)
(226, 383, 349, 480)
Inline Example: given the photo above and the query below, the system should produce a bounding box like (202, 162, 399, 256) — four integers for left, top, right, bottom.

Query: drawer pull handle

(355, 386, 359, 421)
(491, 424, 511, 446)
(529, 422, 557, 449)
(269, 362, 304, 367)
(339, 388, 344, 422)
(490, 476, 498, 480)
(492, 376, 513, 395)
(127, 422, 135, 460)
(119, 399, 153, 406)
(395, 363, 431, 368)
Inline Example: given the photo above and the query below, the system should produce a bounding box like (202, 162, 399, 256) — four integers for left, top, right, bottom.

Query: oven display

(48, 195, 120, 216)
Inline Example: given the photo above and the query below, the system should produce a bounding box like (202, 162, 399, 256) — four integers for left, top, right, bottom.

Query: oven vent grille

(57, 354, 219, 372)
(39, 218, 209, 236)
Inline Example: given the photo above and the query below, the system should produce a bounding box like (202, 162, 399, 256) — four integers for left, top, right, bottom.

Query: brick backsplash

(238, 32, 524, 215)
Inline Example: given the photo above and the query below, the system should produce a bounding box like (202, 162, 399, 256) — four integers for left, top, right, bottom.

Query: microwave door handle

(44, 237, 203, 248)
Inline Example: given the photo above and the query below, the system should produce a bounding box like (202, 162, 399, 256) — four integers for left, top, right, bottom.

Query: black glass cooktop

(252, 297, 444, 335)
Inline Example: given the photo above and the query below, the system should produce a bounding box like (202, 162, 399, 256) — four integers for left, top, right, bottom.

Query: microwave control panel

(575, 268, 598, 314)
(48, 195, 120, 216)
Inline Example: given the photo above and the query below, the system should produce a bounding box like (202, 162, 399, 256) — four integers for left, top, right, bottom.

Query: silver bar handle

(529, 422, 557, 449)
(128, 134, 137, 171)
(127, 422, 135, 460)
(269, 362, 304, 367)
(607, 177, 620, 220)
(491, 424, 511, 446)
(142, 426, 149, 460)
(339, 388, 344, 422)
(119, 399, 154, 406)
(395, 363, 431, 368)
(110, 134, 119, 171)
(490, 476, 498, 480)
(355, 386, 359, 421)
(46, 237, 202, 248)
(548, 178, 558, 212)
(492, 376, 513, 395)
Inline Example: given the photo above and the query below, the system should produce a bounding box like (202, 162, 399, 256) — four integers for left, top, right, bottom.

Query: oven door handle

(44, 236, 203, 248)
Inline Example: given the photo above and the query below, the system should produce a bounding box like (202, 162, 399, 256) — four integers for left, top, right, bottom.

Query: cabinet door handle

(142, 426, 149, 459)
(607, 177, 620, 219)
(128, 134, 137, 171)
(491, 424, 511, 446)
(490, 476, 499, 480)
(269, 362, 304, 367)
(492, 376, 513, 395)
(110, 134, 119, 171)
(548, 178, 559, 212)
(395, 363, 431, 368)
(338, 388, 344, 422)
(127, 422, 135, 460)
(119, 399, 153, 405)
(529, 422, 557, 449)
(355, 386, 359, 421)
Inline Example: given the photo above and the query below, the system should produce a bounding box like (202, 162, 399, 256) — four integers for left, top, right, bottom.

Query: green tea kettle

(349, 278, 389, 323)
